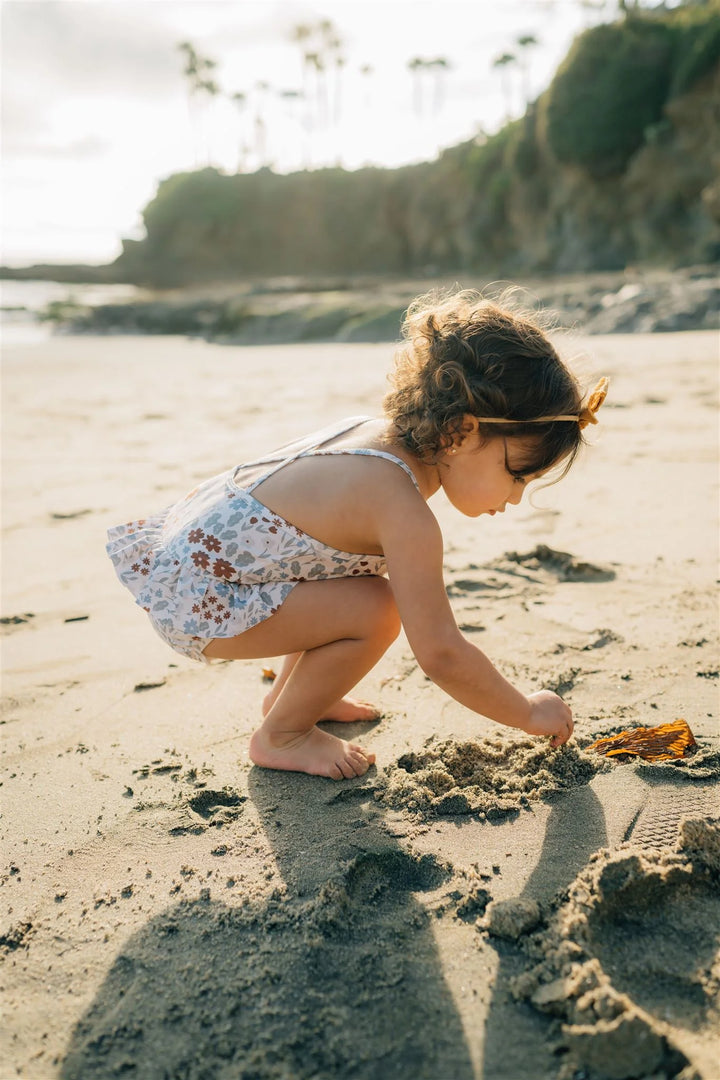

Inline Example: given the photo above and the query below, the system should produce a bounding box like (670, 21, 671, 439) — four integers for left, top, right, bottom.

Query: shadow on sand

(60, 763, 474, 1080)
(480, 784, 608, 1079)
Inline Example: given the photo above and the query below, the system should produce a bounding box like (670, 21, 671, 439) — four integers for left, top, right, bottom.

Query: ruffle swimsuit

(106, 416, 419, 662)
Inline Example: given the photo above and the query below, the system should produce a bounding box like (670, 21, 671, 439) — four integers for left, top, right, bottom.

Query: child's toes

(350, 742, 376, 766)
(336, 756, 359, 780)
(347, 750, 371, 776)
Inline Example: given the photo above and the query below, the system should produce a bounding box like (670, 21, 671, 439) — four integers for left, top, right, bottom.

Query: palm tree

(230, 91, 248, 171)
(278, 89, 305, 168)
(252, 81, 273, 168)
(290, 19, 344, 131)
(516, 34, 538, 107)
(177, 41, 220, 165)
(304, 51, 328, 127)
(427, 57, 451, 113)
(360, 63, 374, 109)
(408, 57, 425, 116)
(492, 52, 517, 122)
(325, 34, 346, 124)
(291, 25, 313, 100)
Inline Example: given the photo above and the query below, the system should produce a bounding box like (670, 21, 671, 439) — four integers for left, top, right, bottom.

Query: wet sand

(1, 330, 718, 1079)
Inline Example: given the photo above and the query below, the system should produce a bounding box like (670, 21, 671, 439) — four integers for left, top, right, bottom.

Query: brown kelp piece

(588, 719, 697, 762)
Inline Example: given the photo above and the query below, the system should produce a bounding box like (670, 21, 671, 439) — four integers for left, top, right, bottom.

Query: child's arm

(375, 484, 573, 747)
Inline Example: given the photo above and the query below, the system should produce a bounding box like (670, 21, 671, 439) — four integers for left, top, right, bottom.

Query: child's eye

(513, 476, 527, 486)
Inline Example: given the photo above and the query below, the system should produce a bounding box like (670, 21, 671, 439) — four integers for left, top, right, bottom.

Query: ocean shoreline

(2, 265, 718, 344)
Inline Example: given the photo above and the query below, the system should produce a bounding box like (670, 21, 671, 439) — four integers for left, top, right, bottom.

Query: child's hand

(523, 690, 574, 748)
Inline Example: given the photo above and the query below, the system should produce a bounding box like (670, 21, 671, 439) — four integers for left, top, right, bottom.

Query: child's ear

(459, 414, 479, 441)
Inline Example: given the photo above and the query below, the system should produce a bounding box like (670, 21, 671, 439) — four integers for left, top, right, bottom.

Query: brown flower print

(191, 550, 210, 569)
(188, 529, 205, 544)
(203, 534, 222, 553)
(212, 558, 234, 580)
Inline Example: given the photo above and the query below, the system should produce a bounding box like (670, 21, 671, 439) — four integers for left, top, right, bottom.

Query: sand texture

(2, 330, 719, 1079)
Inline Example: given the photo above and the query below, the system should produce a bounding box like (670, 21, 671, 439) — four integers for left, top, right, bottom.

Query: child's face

(439, 420, 542, 518)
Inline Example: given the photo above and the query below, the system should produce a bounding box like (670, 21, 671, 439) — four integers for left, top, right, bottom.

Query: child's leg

(202, 577, 401, 779)
(262, 652, 381, 723)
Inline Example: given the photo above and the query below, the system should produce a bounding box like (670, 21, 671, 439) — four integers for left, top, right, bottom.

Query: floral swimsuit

(106, 416, 419, 662)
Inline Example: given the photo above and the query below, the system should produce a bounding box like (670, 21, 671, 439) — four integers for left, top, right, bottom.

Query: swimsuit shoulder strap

(311, 447, 421, 494)
(243, 416, 373, 492)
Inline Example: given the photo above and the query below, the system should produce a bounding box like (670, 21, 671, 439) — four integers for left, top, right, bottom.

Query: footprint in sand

(187, 787, 246, 824)
(343, 849, 450, 903)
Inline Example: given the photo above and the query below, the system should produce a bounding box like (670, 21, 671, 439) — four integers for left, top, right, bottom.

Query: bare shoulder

(248, 447, 433, 556)
(358, 454, 439, 538)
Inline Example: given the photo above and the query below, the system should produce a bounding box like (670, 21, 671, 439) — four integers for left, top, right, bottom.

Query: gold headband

(475, 377, 610, 432)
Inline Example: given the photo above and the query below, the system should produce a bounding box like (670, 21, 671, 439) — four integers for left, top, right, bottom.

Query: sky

(1, 0, 613, 266)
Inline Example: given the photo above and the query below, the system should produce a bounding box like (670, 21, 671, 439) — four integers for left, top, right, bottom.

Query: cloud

(7, 134, 110, 160)
(2, 2, 182, 105)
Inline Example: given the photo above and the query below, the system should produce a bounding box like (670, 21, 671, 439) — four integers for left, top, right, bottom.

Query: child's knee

(365, 576, 402, 643)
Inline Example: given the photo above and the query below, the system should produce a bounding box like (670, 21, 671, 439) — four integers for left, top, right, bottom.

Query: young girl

(107, 291, 608, 781)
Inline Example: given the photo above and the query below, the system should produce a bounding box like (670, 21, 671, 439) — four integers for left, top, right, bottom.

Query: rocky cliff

(4, 5, 719, 288)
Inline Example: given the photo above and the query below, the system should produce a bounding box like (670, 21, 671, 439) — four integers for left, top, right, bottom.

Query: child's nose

(507, 486, 524, 506)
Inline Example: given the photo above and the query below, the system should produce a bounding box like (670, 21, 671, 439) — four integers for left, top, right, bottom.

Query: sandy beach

(2, 329, 719, 1079)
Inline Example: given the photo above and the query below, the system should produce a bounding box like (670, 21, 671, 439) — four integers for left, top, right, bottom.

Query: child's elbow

(414, 637, 463, 683)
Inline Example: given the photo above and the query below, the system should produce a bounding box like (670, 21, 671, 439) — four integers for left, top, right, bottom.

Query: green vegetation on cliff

(60, 5, 720, 285)
(544, 4, 720, 177)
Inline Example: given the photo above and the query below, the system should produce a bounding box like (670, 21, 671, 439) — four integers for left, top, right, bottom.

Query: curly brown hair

(383, 289, 585, 476)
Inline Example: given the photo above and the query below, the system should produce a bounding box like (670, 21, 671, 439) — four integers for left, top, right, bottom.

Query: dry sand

(1, 329, 719, 1080)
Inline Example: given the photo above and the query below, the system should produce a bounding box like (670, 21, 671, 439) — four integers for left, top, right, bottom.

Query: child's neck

(381, 422, 441, 501)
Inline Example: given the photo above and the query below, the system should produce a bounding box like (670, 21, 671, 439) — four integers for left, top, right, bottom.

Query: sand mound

(634, 744, 720, 783)
(509, 817, 720, 1080)
(379, 734, 604, 817)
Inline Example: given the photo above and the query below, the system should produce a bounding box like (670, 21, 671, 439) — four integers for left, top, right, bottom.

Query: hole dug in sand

(379, 733, 603, 817)
(504, 545, 616, 583)
(446, 545, 615, 598)
(344, 849, 450, 903)
(187, 787, 245, 820)
(511, 816, 720, 1080)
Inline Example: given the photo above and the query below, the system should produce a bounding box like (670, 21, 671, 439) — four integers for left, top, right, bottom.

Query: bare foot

(249, 724, 376, 780)
(262, 691, 381, 723)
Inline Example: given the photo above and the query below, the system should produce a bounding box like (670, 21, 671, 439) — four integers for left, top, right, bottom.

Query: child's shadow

(60, 766, 474, 1080)
(480, 785, 609, 1079)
